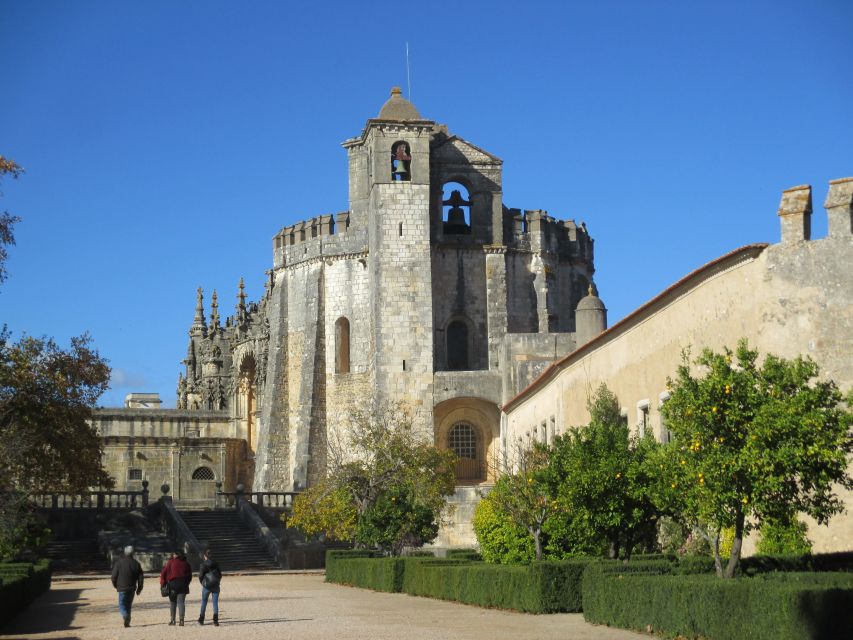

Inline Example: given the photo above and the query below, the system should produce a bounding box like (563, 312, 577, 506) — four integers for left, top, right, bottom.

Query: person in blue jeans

(197, 548, 222, 626)
(111, 545, 144, 627)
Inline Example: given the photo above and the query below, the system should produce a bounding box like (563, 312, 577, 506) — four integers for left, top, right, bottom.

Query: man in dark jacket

(111, 545, 144, 627)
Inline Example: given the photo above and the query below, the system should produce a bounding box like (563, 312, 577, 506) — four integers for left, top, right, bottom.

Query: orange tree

(551, 384, 662, 560)
(654, 340, 853, 578)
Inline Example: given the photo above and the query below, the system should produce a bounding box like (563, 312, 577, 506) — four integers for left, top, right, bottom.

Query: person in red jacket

(160, 549, 193, 626)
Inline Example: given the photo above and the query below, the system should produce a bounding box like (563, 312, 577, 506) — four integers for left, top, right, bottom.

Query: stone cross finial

(777, 185, 812, 243)
(824, 177, 853, 238)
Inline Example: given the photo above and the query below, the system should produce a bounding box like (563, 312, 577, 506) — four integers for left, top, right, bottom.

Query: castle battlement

(272, 210, 371, 269)
(504, 208, 594, 260)
(777, 177, 853, 244)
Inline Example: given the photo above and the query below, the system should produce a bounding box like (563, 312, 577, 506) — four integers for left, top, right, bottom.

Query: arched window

(335, 317, 350, 374)
(449, 422, 480, 481)
(391, 141, 411, 181)
(192, 466, 215, 481)
(446, 320, 469, 370)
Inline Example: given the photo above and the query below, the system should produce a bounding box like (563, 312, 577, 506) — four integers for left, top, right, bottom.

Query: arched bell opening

(441, 181, 471, 235)
(391, 140, 411, 182)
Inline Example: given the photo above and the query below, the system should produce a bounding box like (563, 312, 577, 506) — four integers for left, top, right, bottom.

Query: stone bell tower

(342, 87, 436, 430)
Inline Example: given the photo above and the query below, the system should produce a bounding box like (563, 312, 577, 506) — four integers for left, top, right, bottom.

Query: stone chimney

(824, 177, 853, 238)
(777, 185, 812, 243)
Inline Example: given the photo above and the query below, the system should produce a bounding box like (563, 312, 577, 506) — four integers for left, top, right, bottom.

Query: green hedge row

(0, 560, 52, 627)
(741, 551, 853, 575)
(582, 569, 853, 640)
(445, 549, 482, 561)
(404, 560, 593, 612)
(325, 552, 596, 613)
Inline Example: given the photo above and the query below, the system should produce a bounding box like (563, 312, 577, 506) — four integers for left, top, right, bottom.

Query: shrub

(757, 518, 812, 555)
(472, 492, 535, 564)
(672, 555, 716, 575)
(402, 558, 595, 613)
(582, 569, 853, 640)
(740, 551, 853, 576)
(325, 556, 405, 592)
(324, 549, 373, 584)
(445, 549, 482, 561)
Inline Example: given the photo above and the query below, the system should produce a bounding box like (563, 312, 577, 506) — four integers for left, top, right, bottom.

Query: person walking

(197, 548, 222, 626)
(111, 545, 144, 628)
(160, 549, 192, 626)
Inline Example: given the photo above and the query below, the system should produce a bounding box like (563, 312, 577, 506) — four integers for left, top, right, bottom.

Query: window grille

(449, 423, 477, 459)
(192, 466, 215, 481)
(128, 468, 142, 481)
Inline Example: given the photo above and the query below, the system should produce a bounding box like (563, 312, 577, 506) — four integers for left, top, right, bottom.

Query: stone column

(485, 250, 508, 369)
(777, 185, 812, 243)
(824, 177, 853, 238)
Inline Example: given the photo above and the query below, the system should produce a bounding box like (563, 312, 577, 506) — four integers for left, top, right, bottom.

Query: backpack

(202, 566, 221, 588)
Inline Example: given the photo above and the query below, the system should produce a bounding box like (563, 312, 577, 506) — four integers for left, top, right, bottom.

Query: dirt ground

(0, 571, 647, 640)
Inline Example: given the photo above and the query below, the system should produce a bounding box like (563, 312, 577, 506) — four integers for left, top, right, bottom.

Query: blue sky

(1, 0, 851, 407)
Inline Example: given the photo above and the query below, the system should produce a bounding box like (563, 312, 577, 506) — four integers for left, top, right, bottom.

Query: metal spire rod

(406, 42, 411, 101)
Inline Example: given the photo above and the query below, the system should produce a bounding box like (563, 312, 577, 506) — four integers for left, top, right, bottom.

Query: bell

(447, 206, 466, 226)
(392, 160, 409, 179)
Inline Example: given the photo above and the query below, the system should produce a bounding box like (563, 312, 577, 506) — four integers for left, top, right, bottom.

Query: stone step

(177, 510, 279, 570)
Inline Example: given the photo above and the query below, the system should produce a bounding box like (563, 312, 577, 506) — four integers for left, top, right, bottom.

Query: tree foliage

(288, 480, 357, 542)
(0, 155, 23, 285)
(0, 331, 112, 559)
(551, 384, 662, 559)
(472, 485, 535, 564)
(474, 385, 651, 563)
(479, 445, 554, 561)
(654, 340, 853, 578)
(290, 402, 456, 555)
(0, 331, 113, 493)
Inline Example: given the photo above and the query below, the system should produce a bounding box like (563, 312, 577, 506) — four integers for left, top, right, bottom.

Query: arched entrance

(434, 398, 500, 485)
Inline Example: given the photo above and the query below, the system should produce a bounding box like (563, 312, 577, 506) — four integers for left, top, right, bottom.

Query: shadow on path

(0, 587, 85, 636)
(222, 617, 314, 625)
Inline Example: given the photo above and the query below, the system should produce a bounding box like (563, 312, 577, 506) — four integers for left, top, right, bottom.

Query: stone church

(95, 88, 607, 538)
(93, 89, 852, 551)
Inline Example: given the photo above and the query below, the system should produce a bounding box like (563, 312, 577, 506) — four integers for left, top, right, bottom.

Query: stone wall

(93, 408, 234, 439)
(370, 181, 435, 432)
(102, 436, 247, 503)
(431, 248, 489, 371)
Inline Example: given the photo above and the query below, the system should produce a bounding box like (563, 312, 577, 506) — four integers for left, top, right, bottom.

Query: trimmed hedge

(327, 557, 406, 592)
(445, 549, 482, 561)
(326, 552, 597, 613)
(582, 569, 853, 640)
(741, 551, 853, 575)
(403, 558, 596, 612)
(0, 560, 52, 627)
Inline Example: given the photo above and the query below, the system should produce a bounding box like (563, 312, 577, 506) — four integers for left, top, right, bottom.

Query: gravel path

(1, 572, 648, 640)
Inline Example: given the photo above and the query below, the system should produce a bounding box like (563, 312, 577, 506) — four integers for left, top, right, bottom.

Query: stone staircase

(178, 510, 280, 571)
(43, 539, 112, 573)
